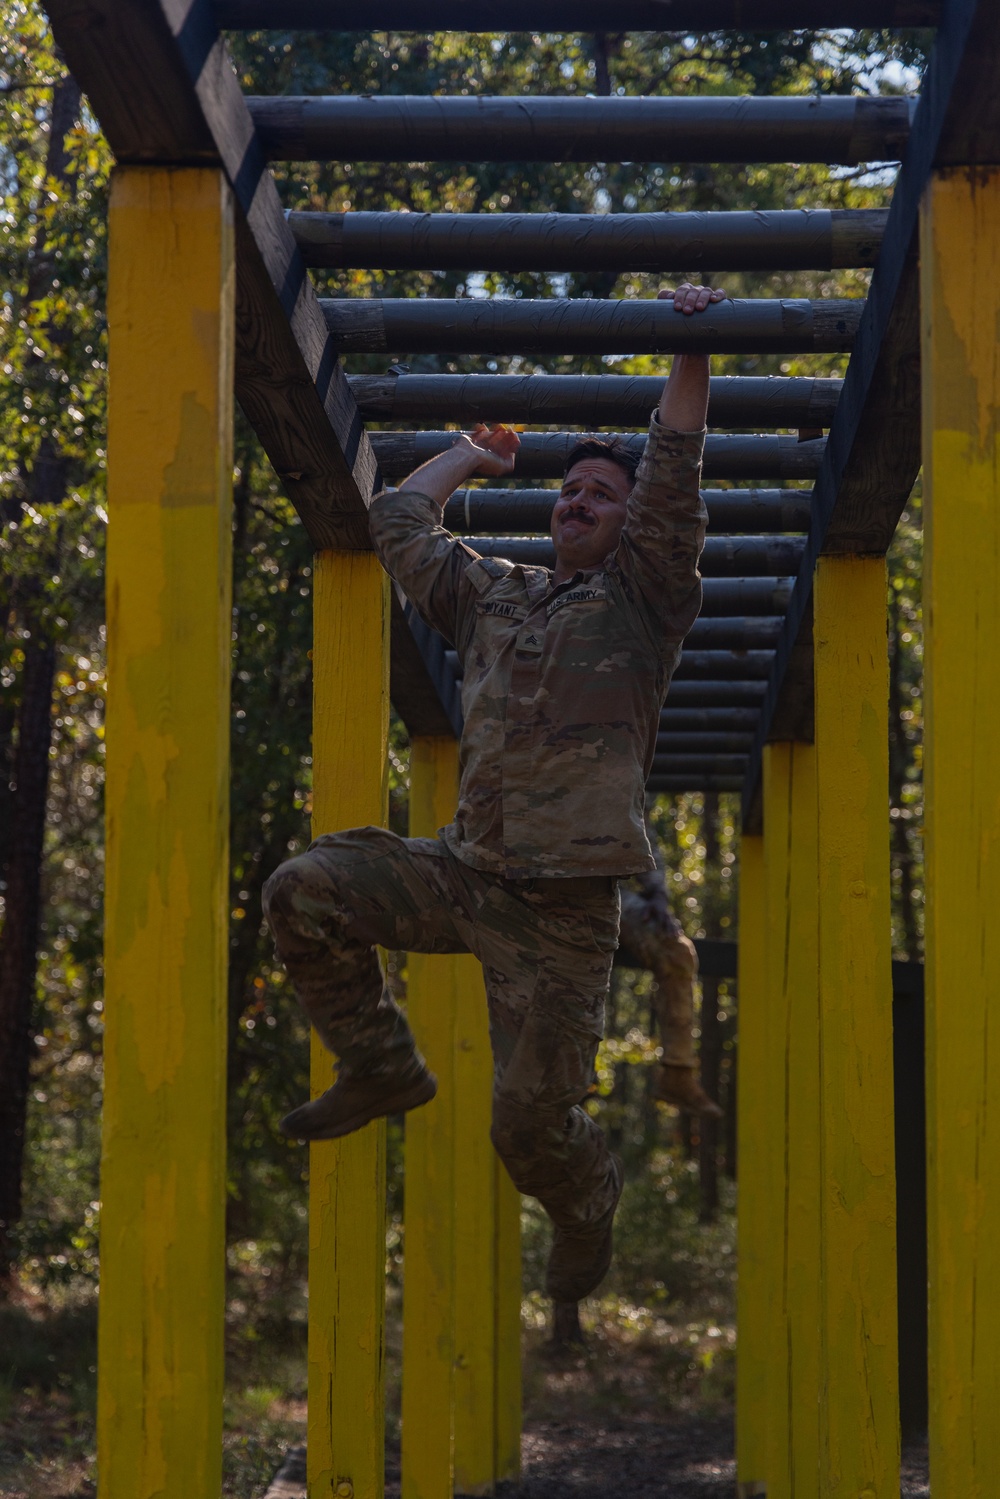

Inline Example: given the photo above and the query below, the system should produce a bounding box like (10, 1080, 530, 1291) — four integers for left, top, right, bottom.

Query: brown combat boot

(654, 1062, 723, 1116)
(545, 1154, 623, 1304)
(278, 1057, 437, 1141)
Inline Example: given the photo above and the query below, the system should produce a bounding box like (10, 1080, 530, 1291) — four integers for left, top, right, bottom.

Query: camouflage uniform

(618, 812, 720, 1114)
(264, 414, 706, 1234)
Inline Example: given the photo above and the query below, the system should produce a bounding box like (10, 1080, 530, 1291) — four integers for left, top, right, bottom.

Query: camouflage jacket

(368, 413, 707, 878)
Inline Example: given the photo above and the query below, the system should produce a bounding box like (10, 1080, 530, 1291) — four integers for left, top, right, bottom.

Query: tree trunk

(0, 634, 57, 1282)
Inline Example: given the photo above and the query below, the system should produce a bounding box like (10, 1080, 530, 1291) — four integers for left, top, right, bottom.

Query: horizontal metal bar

(646, 775, 745, 793)
(684, 618, 784, 649)
(375, 432, 825, 480)
(665, 680, 768, 705)
(461, 535, 802, 575)
(354, 374, 841, 430)
(295, 209, 886, 273)
(444, 486, 814, 534)
(325, 296, 862, 355)
(655, 732, 755, 753)
(672, 650, 776, 680)
(245, 92, 919, 165)
(660, 707, 762, 730)
(652, 754, 749, 772)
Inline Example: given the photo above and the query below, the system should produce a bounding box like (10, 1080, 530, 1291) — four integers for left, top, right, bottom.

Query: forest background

(0, 7, 927, 1493)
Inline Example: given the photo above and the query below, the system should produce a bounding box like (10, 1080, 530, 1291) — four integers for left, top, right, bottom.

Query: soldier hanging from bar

(264, 282, 727, 1325)
(618, 799, 722, 1118)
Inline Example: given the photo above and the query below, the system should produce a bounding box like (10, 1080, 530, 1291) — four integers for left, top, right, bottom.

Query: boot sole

(279, 1073, 437, 1142)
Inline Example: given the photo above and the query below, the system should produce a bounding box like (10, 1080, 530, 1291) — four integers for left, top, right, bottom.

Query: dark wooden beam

(323, 296, 862, 356)
(352, 374, 841, 430)
(225, 5, 939, 37)
(741, 0, 1000, 829)
(292, 209, 886, 272)
(45, 0, 377, 550)
(374, 431, 825, 481)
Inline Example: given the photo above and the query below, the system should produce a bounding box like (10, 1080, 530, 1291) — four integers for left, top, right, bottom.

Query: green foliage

(1, 28, 929, 1487)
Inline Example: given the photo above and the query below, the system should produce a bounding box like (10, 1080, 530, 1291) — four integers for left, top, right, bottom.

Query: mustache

(557, 505, 596, 526)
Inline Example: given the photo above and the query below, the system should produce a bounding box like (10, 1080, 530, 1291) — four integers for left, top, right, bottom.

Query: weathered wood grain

(45, 0, 377, 549)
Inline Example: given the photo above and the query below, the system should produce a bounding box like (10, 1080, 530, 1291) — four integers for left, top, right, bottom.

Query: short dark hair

(562, 437, 639, 486)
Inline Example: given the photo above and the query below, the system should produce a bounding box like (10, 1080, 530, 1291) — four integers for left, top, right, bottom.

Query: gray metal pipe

(244, 92, 918, 165)
(664, 680, 768, 704)
(375, 431, 825, 480)
(295, 209, 886, 273)
(355, 374, 841, 430)
(652, 754, 748, 773)
(325, 296, 861, 355)
(461, 535, 803, 576)
(684, 618, 784, 649)
(655, 733, 754, 753)
(660, 708, 762, 730)
(443, 487, 813, 534)
(672, 650, 775, 680)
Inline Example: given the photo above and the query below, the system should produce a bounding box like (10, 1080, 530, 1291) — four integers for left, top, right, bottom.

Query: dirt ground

(265, 1424, 932, 1499)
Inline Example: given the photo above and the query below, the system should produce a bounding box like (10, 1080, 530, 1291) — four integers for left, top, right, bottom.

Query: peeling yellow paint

(922, 167, 1000, 1499)
(99, 167, 234, 1499)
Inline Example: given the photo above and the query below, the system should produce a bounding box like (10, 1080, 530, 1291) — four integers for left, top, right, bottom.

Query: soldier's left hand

(658, 283, 728, 315)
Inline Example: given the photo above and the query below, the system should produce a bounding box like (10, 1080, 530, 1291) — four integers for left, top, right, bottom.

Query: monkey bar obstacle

(40, 0, 1000, 1494)
(374, 431, 826, 479)
(324, 295, 862, 355)
(294, 208, 886, 271)
(249, 91, 916, 163)
(353, 374, 842, 429)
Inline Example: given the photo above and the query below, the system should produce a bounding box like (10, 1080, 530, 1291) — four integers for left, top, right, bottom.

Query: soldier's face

(551, 459, 631, 573)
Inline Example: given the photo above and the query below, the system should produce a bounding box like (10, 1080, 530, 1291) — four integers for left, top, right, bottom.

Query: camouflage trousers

(618, 888, 700, 1068)
(262, 826, 622, 1233)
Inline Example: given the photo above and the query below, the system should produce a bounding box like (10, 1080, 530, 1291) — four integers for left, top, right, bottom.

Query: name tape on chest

(546, 582, 607, 618)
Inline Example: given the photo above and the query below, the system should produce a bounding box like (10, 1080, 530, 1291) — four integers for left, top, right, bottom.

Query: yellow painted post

(309, 552, 390, 1499)
(493, 1160, 523, 1484)
(100, 166, 234, 1499)
(402, 737, 522, 1498)
(814, 554, 899, 1498)
(403, 736, 460, 1499)
(735, 829, 770, 1499)
(921, 166, 1000, 1499)
(762, 743, 822, 1499)
(452, 953, 499, 1497)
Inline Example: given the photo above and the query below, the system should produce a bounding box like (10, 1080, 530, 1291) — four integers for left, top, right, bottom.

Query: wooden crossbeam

(323, 296, 861, 355)
(742, 0, 1000, 827)
(293, 209, 886, 272)
(352, 374, 841, 430)
(444, 487, 813, 534)
(374, 431, 825, 481)
(46, 0, 378, 551)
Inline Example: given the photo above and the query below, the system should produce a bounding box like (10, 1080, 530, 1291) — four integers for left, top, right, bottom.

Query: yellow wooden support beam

(921, 166, 1000, 1499)
(100, 166, 234, 1499)
(452, 951, 499, 1497)
(403, 736, 460, 1499)
(814, 554, 899, 1497)
(493, 1159, 523, 1485)
(762, 743, 821, 1499)
(309, 551, 390, 1499)
(402, 736, 522, 1497)
(735, 829, 769, 1499)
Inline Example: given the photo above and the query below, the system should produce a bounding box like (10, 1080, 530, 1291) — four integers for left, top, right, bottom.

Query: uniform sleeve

(368, 488, 481, 646)
(616, 411, 708, 636)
